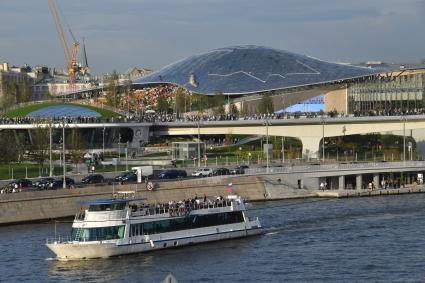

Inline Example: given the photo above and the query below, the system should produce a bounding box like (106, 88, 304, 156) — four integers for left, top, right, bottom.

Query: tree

(213, 104, 226, 116)
(123, 79, 133, 114)
(2, 81, 17, 109)
(31, 124, 49, 172)
(21, 79, 33, 102)
(258, 94, 274, 114)
(175, 88, 186, 116)
(156, 95, 169, 113)
(230, 103, 239, 117)
(212, 92, 226, 115)
(66, 128, 86, 172)
(0, 131, 19, 165)
(196, 94, 209, 113)
(214, 92, 225, 108)
(106, 71, 120, 108)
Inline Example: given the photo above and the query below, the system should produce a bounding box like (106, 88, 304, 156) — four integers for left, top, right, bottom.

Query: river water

(2, 194, 425, 282)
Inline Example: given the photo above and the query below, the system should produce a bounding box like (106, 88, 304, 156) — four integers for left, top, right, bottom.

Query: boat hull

(47, 227, 263, 260)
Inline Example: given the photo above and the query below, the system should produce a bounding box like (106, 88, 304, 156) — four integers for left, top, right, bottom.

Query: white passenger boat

(46, 193, 262, 260)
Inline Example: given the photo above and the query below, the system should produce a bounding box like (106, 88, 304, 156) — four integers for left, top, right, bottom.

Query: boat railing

(46, 235, 73, 244)
(46, 234, 123, 244)
(83, 210, 128, 221)
(74, 211, 85, 221)
(130, 199, 236, 217)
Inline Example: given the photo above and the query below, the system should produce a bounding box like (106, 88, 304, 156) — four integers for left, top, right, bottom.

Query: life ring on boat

(146, 181, 154, 191)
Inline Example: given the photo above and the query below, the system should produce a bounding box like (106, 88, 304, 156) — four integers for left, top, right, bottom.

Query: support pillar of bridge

(299, 137, 321, 160)
(338, 175, 345, 190)
(373, 173, 380, 189)
(356, 174, 363, 190)
(129, 126, 150, 149)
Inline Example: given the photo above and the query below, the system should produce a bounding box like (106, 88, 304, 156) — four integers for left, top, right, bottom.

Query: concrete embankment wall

(0, 176, 269, 225)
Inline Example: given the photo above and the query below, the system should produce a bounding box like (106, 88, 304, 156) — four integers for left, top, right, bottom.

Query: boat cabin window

(72, 225, 125, 241)
(130, 211, 244, 237)
(88, 203, 126, 212)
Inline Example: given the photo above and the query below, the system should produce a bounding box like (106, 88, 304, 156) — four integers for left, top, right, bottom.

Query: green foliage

(212, 92, 226, 115)
(213, 104, 226, 116)
(258, 93, 274, 114)
(2, 81, 18, 108)
(1, 78, 33, 109)
(17, 80, 32, 103)
(0, 131, 19, 164)
(66, 128, 86, 168)
(196, 95, 209, 113)
(31, 125, 49, 169)
(230, 103, 239, 116)
(106, 70, 120, 108)
(156, 95, 169, 113)
(123, 79, 133, 112)
(214, 92, 225, 108)
(175, 88, 186, 116)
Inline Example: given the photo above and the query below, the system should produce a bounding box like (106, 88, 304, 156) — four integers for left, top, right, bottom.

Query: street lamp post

(125, 142, 129, 171)
(281, 136, 285, 164)
(49, 125, 52, 177)
(322, 118, 325, 163)
(197, 120, 201, 168)
(118, 131, 121, 162)
(102, 125, 105, 158)
(265, 118, 270, 173)
(403, 117, 406, 162)
(62, 120, 66, 189)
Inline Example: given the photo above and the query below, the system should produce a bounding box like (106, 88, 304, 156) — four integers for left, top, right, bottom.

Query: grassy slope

(3, 102, 119, 118)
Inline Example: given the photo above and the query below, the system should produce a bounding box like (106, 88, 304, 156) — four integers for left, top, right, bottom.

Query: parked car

(33, 177, 55, 190)
(8, 178, 33, 188)
(230, 165, 249, 175)
(115, 171, 137, 183)
(82, 174, 105, 184)
(158, 169, 187, 179)
(213, 168, 230, 176)
(49, 177, 75, 189)
(191, 168, 213, 177)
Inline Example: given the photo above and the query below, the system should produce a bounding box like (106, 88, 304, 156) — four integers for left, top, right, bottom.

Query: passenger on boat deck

(203, 194, 207, 202)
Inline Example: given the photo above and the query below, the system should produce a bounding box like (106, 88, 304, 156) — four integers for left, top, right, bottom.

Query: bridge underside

(159, 119, 425, 159)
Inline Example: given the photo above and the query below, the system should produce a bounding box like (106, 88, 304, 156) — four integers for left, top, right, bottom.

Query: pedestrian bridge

(2, 115, 425, 157)
(155, 115, 425, 158)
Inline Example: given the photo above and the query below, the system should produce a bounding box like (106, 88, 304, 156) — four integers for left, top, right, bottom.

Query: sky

(1, 0, 425, 74)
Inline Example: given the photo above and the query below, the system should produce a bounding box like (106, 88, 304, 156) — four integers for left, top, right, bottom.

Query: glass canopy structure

(134, 45, 383, 95)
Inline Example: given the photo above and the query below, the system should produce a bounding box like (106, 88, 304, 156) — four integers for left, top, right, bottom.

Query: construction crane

(48, 0, 79, 85)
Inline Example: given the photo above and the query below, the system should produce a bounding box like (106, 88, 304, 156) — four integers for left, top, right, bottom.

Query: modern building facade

(347, 69, 425, 114)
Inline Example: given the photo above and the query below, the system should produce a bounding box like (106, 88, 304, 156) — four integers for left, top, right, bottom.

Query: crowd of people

(132, 85, 178, 111)
(4, 106, 425, 126)
(353, 108, 425, 117)
(135, 194, 232, 216)
(179, 114, 239, 122)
